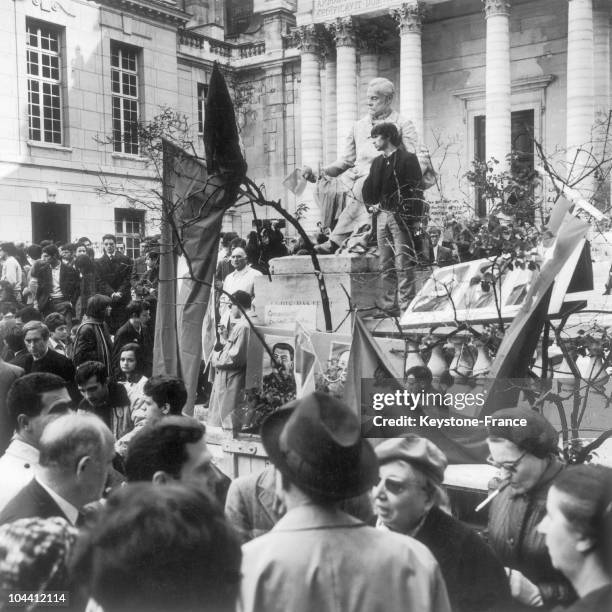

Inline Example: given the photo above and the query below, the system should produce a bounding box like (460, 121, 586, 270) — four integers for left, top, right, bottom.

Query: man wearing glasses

(486, 407, 574, 609)
(218, 247, 262, 325)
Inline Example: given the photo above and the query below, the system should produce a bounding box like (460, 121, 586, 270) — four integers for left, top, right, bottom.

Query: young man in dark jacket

(363, 122, 422, 317)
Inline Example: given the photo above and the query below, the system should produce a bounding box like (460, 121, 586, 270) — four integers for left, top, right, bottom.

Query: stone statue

(303, 77, 418, 253)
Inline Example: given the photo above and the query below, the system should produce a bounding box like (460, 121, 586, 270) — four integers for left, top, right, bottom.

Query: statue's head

(366, 78, 395, 119)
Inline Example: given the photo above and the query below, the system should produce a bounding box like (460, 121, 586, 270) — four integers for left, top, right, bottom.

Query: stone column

(391, 2, 425, 141)
(358, 25, 382, 116)
(320, 33, 338, 163)
(484, 0, 512, 172)
(593, 0, 610, 208)
(295, 24, 324, 231)
(566, 0, 595, 196)
(330, 17, 359, 156)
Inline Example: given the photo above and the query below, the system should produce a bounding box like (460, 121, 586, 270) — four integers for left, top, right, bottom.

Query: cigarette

(475, 480, 510, 512)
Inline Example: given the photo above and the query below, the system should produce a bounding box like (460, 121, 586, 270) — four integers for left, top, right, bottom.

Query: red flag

(154, 65, 246, 412)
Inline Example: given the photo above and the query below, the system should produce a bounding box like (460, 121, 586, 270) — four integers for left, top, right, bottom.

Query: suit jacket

(363, 147, 423, 212)
(34, 261, 79, 311)
(416, 506, 511, 612)
(0, 478, 69, 525)
(24, 349, 75, 386)
(95, 253, 132, 305)
(225, 466, 280, 543)
(239, 504, 451, 612)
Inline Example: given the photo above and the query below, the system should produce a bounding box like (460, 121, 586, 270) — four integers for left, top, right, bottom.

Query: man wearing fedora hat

(239, 392, 451, 612)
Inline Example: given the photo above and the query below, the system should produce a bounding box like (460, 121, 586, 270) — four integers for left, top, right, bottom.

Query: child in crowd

(43, 312, 70, 357)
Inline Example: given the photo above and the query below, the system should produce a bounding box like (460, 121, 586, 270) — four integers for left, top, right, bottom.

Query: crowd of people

(0, 378, 609, 612)
(0, 234, 611, 612)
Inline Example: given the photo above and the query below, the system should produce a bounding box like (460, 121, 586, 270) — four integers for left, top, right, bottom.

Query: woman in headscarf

(72, 294, 114, 378)
(486, 407, 575, 609)
(537, 464, 612, 612)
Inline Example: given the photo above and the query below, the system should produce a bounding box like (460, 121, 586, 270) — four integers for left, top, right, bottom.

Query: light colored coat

(208, 317, 250, 428)
(239, 504, 451, 612)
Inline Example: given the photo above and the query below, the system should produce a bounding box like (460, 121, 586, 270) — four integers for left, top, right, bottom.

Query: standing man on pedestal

(363, 122, 422, 317)
(95, 235, 132, 335)
(303, 78, 418, 253)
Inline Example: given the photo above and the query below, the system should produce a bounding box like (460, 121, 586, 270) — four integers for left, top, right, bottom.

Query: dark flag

(345, 316, 488, 463)
(481, 204, 590, 414)
(154, 64, 246, 412)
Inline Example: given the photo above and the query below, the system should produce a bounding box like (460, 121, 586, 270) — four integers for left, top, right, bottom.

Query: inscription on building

(313, 0, 393, 20)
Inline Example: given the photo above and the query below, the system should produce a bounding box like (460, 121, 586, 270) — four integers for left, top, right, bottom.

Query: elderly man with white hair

(304, 77, 419, 253)
(0, 412, 115, 526)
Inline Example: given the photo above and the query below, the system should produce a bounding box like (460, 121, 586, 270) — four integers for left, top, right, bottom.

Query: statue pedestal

(254, 255, 379, 333)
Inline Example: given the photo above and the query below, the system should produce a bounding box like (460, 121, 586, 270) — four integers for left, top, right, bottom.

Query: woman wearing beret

(538, 464, 612, 612)
(486, 407, 575, 609)
(374, 435, 512, 612)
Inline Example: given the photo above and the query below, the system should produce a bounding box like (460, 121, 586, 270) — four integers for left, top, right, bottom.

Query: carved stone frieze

(483, 0, 511, 18)
(328, 16, 357, 48)
(390, 2, 426, 35)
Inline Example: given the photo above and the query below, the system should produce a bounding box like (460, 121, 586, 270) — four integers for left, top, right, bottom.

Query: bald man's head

(39, 413, 115, 507)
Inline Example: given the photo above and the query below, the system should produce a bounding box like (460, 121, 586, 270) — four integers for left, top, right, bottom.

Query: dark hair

(44, 312, 66, 332)
(0, 303, 17, 316)
(4, 326, 25, 353)
(126, 301, 143, 319)
(22, 320, 50, 341)
(101, 234, 116, 243)
(75, 361, 108, 386)
(59, 243, 75, 253)
(70, 482, 241, 612)
(0, 243, 18, 257)
(85, 294, 112, 320)
(229, 237, 246, 251)
(118, 343, 144, 376)
(231, 290, 252, 310)
(42, 245, 60, 259)
(405, 365, 433, 385)
(74, 254, 94, 274)
(370, 122, 401, 147)
(39, 240, 53, 249)
(143, 375, 187, 415)
(77, 237, 91, 245)
(222, 232, 239, 248)
(125, 416, 204, 482)
(272, 342, 294, 359)
(553, 464, 612, 570)
(26, 244, 42, 260)
(7, 373, 68, 430)
(15, 306, 42, 324)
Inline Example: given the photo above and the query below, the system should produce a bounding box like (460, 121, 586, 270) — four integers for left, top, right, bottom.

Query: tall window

(474, 110, 535, 217)
(197, 83, 208, 135)
(115, 208, 145, 259)
(111, 43, 139, 155)
(26, 21, 62, 144)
